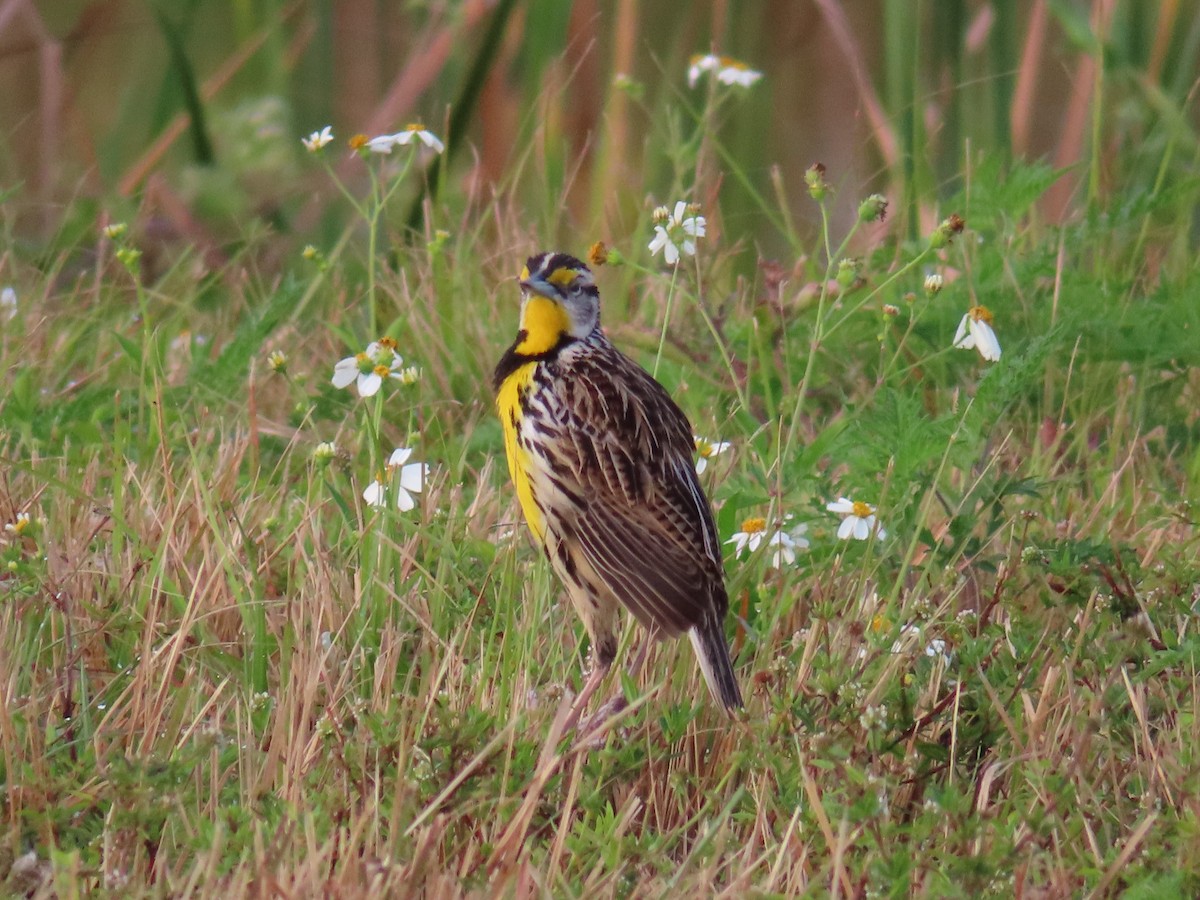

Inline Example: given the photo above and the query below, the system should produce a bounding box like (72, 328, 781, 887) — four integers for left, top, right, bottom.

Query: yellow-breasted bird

(493, 251, 743, 714)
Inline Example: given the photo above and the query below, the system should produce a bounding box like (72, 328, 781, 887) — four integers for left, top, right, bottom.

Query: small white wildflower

(826, 497, 887, 541)
(4, 512, 32, 536)
(363, 447, 429, 512)
(953, 305, 1001, 361)
(726, 516, 800, 568)
(301, 126, 334, 152)
(765, 530, 799, 568)
(1, 286, 17, 321)
(726, 516, 768, 556)
(648, 200, 706, 265)
(331, 337, 405, 397)
(687, 53, 762, 89)
(693, 435, 731, 474)
(924, 273, 943, 295)
(313, 441, 338, 465)
(366, 124, 445, 155)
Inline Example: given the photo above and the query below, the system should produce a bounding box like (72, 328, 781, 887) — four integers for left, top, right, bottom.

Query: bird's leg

(560, 659, 610, 735)
(579, 637, 655, 741)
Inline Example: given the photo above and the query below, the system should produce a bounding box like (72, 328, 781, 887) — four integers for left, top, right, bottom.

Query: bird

(493, 250, 743, 720)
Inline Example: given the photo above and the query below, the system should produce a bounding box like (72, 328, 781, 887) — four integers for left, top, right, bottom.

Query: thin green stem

(653, 264, 682, 378)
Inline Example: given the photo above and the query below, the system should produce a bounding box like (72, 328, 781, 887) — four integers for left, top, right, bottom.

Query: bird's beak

(519, 273, 558, 300)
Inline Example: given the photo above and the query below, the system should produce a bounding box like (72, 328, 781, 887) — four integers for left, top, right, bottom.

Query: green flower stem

(652, 262, 682, 378)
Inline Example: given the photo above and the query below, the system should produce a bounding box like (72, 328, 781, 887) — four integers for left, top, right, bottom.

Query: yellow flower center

(356, 352, 374, 373)
(348, 134, 368, 150)
(719, 56, 748, 70)
(588, 241, 608, 267)
(378, 336, 398, 351)
(373, 364, 391, 377)
(969, 305, 994, 324)
(406, 123, 426, 132)
(740, 517, 767, 534)
(851, 501, 873, 518)
(696, 438, 713, 457)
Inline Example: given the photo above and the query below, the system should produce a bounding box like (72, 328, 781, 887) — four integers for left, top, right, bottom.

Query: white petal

(972, 320, 1002, 361)
(746, 532, 764, 552)
(387, 447, 412, 467)
(681, 239, 696, 257)
(398, 463, 426, 493)
(331, 358, 359, 388)
(363, 481, 386, 506)
(663, 241, 680, 265)
(826, 497, 854, 514)
(875, 523, 888, 541)
(366, 133, 401, 153)
(852, 517, 871, 540)
(648, 228, 669, 256)
(419, 131, 445, 153)
(711, 441, 730, 454)
(695, 457, 708, 475)
(837, 518, 856, 540)
(672, 200, 687, 223)
(358, 372, 382, 397)
(952, 314, 972, 349)
(394, 488, 416, 512)
(364, 341, 382, 358)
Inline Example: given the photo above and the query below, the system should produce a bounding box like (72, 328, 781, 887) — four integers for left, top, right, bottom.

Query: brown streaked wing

(543, 342, 728, 635)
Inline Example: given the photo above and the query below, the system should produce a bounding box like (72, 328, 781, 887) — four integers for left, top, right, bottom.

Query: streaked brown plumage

(494, 251, 742, 713)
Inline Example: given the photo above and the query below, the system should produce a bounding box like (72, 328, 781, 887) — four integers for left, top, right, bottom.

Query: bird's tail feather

(687, 620, 743, 712)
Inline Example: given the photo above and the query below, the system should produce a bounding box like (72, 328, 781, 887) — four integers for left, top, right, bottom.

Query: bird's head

(515, 252, 599, 353)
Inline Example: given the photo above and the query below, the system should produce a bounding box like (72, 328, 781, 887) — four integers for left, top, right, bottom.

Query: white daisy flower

(1, 286, 15, 322)
(826, 497, 887, 541)
(787, 520, 811, 551)
(953, 305, 1001, 362)
(4, 512, 32, 536)
(363, 447, 429, 512)
(648, 200, 706, 265)
(693, 435, 731, 474)
(331, 338, 406, 398)
(726, 516, 769, 556)
(687, 54, 762, 89)
(301, 126, 334, 152)
(366, 123, 445, 155)
(726, 516, 800, 568)
(765, 530, 799, 568)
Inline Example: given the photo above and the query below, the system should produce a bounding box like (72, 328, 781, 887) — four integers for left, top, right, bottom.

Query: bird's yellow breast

(496, 361, 546, 543)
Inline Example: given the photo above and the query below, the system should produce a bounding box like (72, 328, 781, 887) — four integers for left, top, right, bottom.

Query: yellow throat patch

(515, 296, 570, 355)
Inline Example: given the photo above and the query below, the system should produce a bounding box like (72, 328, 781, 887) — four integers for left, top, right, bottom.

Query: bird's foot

(577, 692, 629, 749)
